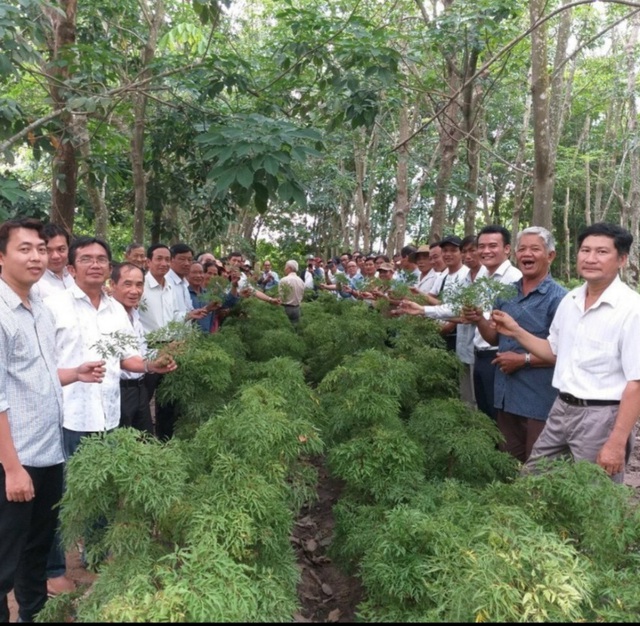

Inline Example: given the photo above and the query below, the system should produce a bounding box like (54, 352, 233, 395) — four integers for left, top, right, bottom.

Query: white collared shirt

(549, 276, 640, 399)
(416, 268, 440, 294)
(166, 268, 194, 317)
(138, 272, 177, 332)
(33, 267, 75, 299)
(44, 285, 138, 432)
(423, 265, 470, 319)
(473, 260, 523, 351)
(120, 307, 147, 381)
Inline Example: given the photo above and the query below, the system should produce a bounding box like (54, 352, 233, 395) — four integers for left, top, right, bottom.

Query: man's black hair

(477, 224, 511, 246)
(68, 236, 112, 266)
(577, 222, 633, 256)
(169, 242, 194, 258)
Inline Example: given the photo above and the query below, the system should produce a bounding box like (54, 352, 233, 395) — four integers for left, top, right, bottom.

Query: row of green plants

(39, 301, 323, 622)
(297, 296, 640, 622)
(40, 294, 640, 621)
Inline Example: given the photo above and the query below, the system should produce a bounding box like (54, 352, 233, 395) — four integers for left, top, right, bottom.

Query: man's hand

(77, 360, 106, 383)
(5, 466, 35, 502)
(187, 308, 208, 321)
(149, 355, 178, 375)
(490, 309, 520, 336)
(460, 305, 483, 324)
(596, 440, 626, 477)
(492, 351, 526, 375)
(397, 299, 424, 316)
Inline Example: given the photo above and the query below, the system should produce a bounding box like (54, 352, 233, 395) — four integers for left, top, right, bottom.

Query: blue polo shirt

(494, 274, 567, 420)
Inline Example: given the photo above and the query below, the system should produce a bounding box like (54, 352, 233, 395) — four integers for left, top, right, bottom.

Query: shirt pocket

(578, 337, 618, 375)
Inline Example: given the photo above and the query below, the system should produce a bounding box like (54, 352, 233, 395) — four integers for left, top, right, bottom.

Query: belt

(474, 349, 498, 358)
(120, 376, 145, 388)
(558, 392, 620, 407)
(283, 304, 300, 308)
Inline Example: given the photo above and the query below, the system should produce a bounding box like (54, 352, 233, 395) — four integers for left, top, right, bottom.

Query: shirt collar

(0, 277, 25, 311)
(491, 259, 514, 278)
(571, 275, 624, 310)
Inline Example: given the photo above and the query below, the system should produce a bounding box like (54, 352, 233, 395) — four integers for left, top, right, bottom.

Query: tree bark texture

(132, 0, 165, 244)
(45, 0, 78, 233)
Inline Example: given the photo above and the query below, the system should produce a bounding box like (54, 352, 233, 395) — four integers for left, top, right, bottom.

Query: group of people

(2, 216, 640, 623)
(394, 223, 640, 490)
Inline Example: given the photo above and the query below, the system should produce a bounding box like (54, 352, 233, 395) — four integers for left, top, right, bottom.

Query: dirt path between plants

(10, 435, 640, 622)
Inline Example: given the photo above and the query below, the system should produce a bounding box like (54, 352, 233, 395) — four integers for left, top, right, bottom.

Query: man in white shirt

(33, 223, 75, 299)
(301, 255, 324, 291)
(493, 222, 640, 483)
(409, 245, 439, 295)
(393, 245, 421, 283)
(279, 260, 306, 324)
(138, 244, 175, 332)
(166, 243, 208, 322)
(398, 237, 470, 379)
(462, 225, 522, 420)
(44, 237, 176, 593)
(111, 262, 153, 434)
(138, 243, 184, 440)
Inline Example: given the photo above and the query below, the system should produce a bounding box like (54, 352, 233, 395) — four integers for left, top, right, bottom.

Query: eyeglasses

(76, 256, 110, 266)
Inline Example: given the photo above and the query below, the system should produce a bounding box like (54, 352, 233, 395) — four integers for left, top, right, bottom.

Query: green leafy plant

(441, 276, 518, 314)
(90, 330, 139, 360)
(200, 275, 230, 306)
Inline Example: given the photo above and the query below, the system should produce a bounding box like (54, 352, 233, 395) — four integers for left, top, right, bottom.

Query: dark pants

(46, 428, 108, 579)
(145, 373, 177, 441)
(283, 304, 301, 325)
(0, 463, 63, 623)
(473, 350, 497, 420)
(496, 410, 547, 463)
(119, 378, 153, 434)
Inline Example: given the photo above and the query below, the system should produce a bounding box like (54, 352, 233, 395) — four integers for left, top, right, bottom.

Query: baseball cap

(439, 235, 462, 248)
(378, 262, 395, 272)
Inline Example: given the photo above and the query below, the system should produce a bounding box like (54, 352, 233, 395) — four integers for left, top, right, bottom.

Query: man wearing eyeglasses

(42, 236, 177, 595)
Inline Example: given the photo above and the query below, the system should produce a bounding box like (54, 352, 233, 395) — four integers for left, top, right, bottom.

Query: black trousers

(0, 463, 63, 623)
(473, 350, 498, 421)
(119, 379, 153, 434)
(145, 373, 177, 441)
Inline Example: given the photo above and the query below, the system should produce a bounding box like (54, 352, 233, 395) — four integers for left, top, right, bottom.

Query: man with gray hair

(279, 260, 305, 324)
(468, 226, 567, 462)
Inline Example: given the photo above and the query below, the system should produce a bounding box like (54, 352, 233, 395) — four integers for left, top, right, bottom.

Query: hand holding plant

(441, 277, 517, 315)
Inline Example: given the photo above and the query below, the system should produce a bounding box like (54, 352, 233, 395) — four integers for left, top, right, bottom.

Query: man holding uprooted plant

(468, 227, 567, 462)
(43, 236, 177, 590)
(462, 225, 522, 420)
(492, 222, 640, 483)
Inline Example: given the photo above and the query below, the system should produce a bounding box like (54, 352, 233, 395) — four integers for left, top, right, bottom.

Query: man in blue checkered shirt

(0, 218, 105, 623)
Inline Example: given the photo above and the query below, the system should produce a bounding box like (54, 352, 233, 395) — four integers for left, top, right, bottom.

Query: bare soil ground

(10, 434, 640, 623)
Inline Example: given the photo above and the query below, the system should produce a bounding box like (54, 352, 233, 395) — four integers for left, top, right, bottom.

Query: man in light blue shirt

(0, 218, 104, 623)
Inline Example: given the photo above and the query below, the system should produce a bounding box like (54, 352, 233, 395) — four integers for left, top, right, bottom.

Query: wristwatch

(524, 353, 531, 367)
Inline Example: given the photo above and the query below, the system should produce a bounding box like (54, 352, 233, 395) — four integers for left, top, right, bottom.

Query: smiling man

(0, 219, 104, 621)
(492, 222, 640, 482)
(471, 227, 567, 462)
(110, 262, 154, 434)
(464, 225, 522, 419)
(43, 237, 177, 588)
(34, 223, 75, 299)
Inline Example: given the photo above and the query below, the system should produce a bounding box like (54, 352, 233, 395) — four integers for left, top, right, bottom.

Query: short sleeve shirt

(548, 276, 640, 399)
(494, 275, 568, 419)
(44, 286, 138, 432)
(0, 278, 65, 466)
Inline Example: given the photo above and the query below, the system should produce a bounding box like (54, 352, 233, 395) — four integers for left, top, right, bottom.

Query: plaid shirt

(0, 278, 65, 467)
